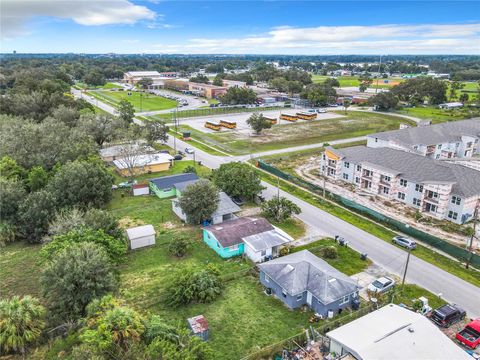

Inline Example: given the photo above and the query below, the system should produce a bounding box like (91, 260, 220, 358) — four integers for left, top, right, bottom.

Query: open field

(172, 111, 416, 155)
(312, 74, 404, 89)
(89, 90, 177, 112)
(395, 106, 480, 123)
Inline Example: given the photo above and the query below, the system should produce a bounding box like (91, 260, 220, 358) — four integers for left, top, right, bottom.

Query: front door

(306, 291, 312, 306)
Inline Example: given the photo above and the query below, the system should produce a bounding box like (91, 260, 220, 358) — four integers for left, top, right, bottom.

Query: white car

(317, 108, 327, 113)
(367, 276, 395, 294)
(185, 147, 195, 154)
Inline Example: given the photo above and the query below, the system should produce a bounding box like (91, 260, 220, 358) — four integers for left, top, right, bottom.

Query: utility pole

(193, 150, 196, 168)
(173, 109, 177, 153)
(375, 54, 382, 94)
(401, 247, 412, 288)
(466, 200, 479, 269)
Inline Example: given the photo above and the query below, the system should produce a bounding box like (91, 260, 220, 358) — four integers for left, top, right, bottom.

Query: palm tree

(0, 296, 45, 359)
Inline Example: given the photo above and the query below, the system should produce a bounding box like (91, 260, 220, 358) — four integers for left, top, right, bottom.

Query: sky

(1, 0, 480, 55)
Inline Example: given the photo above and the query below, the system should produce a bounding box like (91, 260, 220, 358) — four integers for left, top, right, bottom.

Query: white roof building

(113, 153, 174, 170)
(327, 304, 471, 360)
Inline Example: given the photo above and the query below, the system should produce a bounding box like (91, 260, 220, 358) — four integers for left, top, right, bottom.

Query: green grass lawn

(293, 239, 372, 276)
(311, 74, 403, 89)
(257, 168, 480, 288)
(89, 90, 177, 112)
(0, 242, 43, 299)
(175, 111, 415, 155)
(270, 217, 307, 240)
(395, 106, 478, 123)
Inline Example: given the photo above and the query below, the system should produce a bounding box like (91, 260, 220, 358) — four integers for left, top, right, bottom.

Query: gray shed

(126, 225, 156, 250)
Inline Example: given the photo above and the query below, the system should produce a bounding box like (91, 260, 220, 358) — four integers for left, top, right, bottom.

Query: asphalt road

(169, 135, 480, 318)
(84, 91, 480, 317)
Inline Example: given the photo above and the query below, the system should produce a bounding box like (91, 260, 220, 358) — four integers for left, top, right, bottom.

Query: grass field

(89, 90, 177, 112)
(294, 239, 372, 276)
(395, 106, 479, 123)
(311, 74, 403, 89)
(173, 111, 415, 155)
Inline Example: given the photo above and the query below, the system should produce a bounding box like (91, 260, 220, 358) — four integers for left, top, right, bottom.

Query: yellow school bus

(263, 116, 277, 125)
(205, 121, 221, 131)
(219, 120, 237, 129)
(296, 111, 317, 120)
(279, 113, 298, 122)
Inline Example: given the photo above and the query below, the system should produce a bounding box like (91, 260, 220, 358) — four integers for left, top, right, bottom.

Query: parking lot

(179, 108, 346, 134)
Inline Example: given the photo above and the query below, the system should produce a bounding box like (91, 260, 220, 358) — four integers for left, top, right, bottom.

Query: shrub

(321, 246, 338, 259)
(167, 234, 190, 257)
(165, 266, 223, 307)
(41, 228, 127, 264)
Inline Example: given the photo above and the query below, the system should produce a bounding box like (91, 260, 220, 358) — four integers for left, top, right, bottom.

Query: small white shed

(126, 225, 156, 250)
(132, 183, 150, 196)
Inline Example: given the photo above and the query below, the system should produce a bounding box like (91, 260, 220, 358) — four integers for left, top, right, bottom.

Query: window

(382, 187, 389, 194)
(356, 165, 362, 171)
(436, 154, 440, 159)
(264, 275, 269, 283)
(381, 175, 391, 183)
(415, 184, 423, 192)
(397, 192, 405, 200)
(340, 295, 349, 305)
(282, 290, 287, 298)
(413, 145, 418, 150)
(322, 154, 326, 160)
(355, 177, 360, 184)
(426, 190, 438, 199)
(400, 179, 408, 187)
(438, 144, 442, 149)
(344, 162, 350, 168)
(261, 250, 266, 256)
(451, 196, 461, 205)
(448, 211, 458, 220)
(375, 137, 378, 143)
(430, 204, 438, 212)
(296, 294, 303, 301)
(229, 244, 239, 251)
(342, 173, 349, 180)
(413, 198, 421, 206)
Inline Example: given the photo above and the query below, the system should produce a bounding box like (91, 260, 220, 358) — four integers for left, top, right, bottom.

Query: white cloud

(164, 23, 480, 55)
(1, 0, 156, 39)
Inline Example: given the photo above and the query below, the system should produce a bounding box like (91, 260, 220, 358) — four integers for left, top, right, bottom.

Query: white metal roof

(113, 153, 173, 170)
(327, 304, 471, 360)
(126, 224, 156, 239)
(125, 71, 161, 77)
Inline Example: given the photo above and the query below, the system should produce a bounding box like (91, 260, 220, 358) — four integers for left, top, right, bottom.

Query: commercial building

(367, 118, 480, 159)
(320, 146, 480, 224)
(123, 71, 178, 84)
(327, 304, 470, 360)
(222, 79, 247, 88)
(188, 82, 227, 99)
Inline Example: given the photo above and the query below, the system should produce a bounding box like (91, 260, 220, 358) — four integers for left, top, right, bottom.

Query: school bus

(279, 113, 298, 122)
(263, 116, 277, 125)
(219, 120, 237, 129)
(296, 111, 317, 120)
(205, 121, 221, 131)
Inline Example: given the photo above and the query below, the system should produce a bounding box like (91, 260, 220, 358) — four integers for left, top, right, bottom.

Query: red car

(456, 318, 480, 349)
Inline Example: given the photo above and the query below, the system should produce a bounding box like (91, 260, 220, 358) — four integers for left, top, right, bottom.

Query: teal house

(149, 173, 199, 199)
(202, 217, 274, 259)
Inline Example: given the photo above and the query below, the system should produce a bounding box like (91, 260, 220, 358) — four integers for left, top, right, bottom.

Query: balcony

(423, 196, 439, 204)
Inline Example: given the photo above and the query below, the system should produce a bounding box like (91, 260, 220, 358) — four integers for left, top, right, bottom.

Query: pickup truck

(456, 319, 480, 349)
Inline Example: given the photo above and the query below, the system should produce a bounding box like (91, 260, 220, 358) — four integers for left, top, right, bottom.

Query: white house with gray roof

(320, 146, 480, 224)
(367, 118, 480, 160)
(258, 250, 360, 317)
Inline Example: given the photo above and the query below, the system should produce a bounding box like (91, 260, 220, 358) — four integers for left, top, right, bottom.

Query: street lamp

(375, 54, 383, 94)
